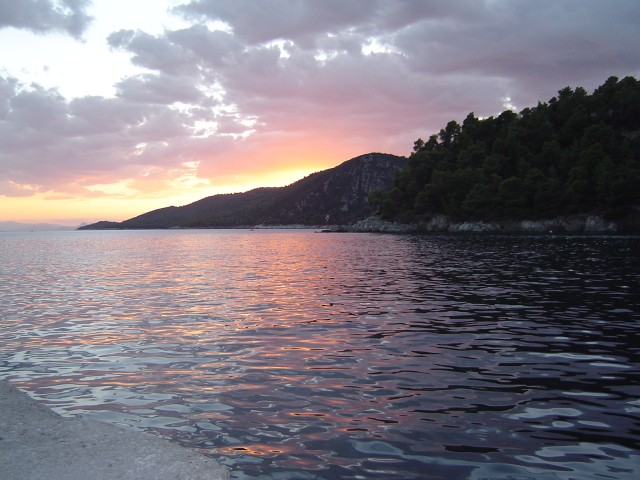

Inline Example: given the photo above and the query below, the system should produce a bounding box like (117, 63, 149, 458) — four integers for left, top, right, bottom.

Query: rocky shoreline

(346, 213, 639, 234)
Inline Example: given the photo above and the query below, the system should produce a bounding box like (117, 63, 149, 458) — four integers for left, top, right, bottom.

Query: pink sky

(1, 0, 639, 225)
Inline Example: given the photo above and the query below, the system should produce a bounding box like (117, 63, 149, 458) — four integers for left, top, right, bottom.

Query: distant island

(81, 76, 640, 233)
(0, 221, 74, 232)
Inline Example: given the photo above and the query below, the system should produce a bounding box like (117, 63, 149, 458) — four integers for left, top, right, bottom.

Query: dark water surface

(1, 230, 639, 479)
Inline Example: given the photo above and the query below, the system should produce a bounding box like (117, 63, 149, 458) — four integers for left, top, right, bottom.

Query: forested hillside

(371, 76, 640, 223)
(80, 153, 405, 229)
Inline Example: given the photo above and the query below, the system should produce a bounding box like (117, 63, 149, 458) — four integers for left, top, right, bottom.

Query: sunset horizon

(2, 1, 640, 225)
(0, 151, 368, 227)
(2, 4, 639, 475)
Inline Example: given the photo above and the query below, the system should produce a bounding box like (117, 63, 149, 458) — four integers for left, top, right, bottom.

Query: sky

(1, 0, 639, 226)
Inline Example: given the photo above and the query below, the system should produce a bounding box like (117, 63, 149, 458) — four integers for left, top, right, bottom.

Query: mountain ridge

(79, 153, 406, 229)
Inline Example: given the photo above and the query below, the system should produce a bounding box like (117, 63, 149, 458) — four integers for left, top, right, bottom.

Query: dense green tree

(374, 76, 640, 222)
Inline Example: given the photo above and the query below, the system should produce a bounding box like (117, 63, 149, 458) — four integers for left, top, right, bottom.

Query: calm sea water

(1, 230, 639, 479)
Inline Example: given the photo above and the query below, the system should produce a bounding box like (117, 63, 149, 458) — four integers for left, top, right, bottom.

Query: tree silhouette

(373, 76, 640, 222)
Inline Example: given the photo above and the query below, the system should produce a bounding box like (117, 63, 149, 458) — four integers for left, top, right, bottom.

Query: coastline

(345, 213, 640, 234)
(0, 380, 229, 480)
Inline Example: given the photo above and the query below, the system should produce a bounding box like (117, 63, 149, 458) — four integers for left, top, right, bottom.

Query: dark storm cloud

(0, 0, 92, 38)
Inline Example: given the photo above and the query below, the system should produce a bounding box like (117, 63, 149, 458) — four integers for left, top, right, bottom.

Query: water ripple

(1, 230, 639, 479)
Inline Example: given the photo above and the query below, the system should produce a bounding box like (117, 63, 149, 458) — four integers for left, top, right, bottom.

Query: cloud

(173, 0, 487, 47)
(0, 75, 207, 196)
(171, 0, 640, 100)
(115, 73, 206, 105)
(392, 0, 640, 103)
(2, 0, 640, 206)
(173, 0, 372, 46)
(166, 25, 244, 68)
(0, 0, 92, 38)
(165, 0, 640, 143)
(108, 29, 199, 76)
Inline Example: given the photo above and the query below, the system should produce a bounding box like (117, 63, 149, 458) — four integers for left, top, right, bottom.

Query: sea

(0, 229, 639, 479)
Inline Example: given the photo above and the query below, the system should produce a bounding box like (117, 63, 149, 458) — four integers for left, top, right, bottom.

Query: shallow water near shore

(1, 230, 639, 479)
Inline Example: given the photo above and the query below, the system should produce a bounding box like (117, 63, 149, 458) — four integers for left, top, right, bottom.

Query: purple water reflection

(1, 230, 639, 479)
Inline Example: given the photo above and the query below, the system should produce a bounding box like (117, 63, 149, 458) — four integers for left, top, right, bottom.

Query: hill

(371, 76, 640, 230)
(79, 153, 406, 229)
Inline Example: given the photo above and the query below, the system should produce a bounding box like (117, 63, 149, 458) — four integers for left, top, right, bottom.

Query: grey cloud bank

(1, 0, 639, 199)
(0, 0, 92, 38)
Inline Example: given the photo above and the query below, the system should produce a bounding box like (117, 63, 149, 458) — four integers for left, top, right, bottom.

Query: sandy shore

(0, 381, 229, 480)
